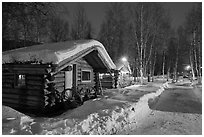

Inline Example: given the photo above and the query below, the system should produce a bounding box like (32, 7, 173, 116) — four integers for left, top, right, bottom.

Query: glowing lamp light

(185, 65, 191, 70)
(121, 57, 127, 62)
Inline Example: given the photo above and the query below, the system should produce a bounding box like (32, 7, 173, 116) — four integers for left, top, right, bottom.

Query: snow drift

(2, 81, 169, 135)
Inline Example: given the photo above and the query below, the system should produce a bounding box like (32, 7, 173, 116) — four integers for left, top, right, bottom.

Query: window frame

(14, 74, 27, 88)
(81, 70, 91, 83)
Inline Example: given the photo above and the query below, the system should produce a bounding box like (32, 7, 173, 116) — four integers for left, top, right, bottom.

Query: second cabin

(2, 40, 118, 115)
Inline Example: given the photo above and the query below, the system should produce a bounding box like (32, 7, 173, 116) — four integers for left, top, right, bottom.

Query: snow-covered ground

(118, 79, 202, 135)
(3, 78, 201, 135)
(2, 78, 168, 135)
(123, 110, 202, 135)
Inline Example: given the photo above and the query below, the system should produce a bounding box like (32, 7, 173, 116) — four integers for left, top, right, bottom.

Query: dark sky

(63, 2, 196, 38)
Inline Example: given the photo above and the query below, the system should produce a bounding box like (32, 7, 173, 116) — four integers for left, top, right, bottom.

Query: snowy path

(119, 80, 202, 135)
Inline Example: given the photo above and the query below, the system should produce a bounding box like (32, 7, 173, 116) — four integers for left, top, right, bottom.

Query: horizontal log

(101, 77, 113, 80)
(2, 83, 13, 88)
(101, 84, 113, 87)
(3, 98, 42, 107)
(12, 67, 47, 72)
(2, 79, 14, 83)
(26, 75, 43, 81)
(101, 81, 114, 84)
(77, 83, 95, 88)
(101, 81, 114, 83)
(2, 93, 44, 102)
(3, 101, 42, 110)
(2, 72, 14, 75)
(3, 88, 43, 96)
(3, 64, 53, 68)
(27, 85, 43, 90)
(101, 87, 113, 89)
(2, 78, 14, 82)
(55, 86, 64, 93)
(77, 80, 95, 84)
(27, 80, 43, 86)
(55, 82, 64, 88)
(2, 75, 14, 79)
(101, 86, 113, 89)
(101, 83, 114, 86)
(54, 77, 65, 82)
(45, 79, 65, 84)
(101, 82, 113, 85)
(13, 70, 48, 74)
(54, 73, 65, 78)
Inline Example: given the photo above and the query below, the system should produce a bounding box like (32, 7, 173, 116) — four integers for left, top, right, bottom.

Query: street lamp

(185, 65, 191, 71)
(121, 57, 127, 62)
(121, 57, 131, 82)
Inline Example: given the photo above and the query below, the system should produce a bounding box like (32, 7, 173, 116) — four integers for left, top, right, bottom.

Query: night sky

(63, 2, 196, 37)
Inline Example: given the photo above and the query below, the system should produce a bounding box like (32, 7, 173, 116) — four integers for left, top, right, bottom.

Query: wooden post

(114, 70, 119, 88)
(72, 64, 77, 95)
(94, 72, 100, 95)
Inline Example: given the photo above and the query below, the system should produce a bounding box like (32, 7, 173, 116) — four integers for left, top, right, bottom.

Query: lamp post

(121, 57, 128, 75)
(121, 57, 131, 82)
(183, 65, 191, 79)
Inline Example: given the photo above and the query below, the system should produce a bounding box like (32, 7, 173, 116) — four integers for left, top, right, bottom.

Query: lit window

(16, 74, 26, 87)
(81, 70, 91, 82)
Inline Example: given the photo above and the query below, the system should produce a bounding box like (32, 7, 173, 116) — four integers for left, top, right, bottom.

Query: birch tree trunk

(151, 51, 157, 82)
(193, 31, 199, 80)
(149, 59, 152, 82)
(162, 51, 165, 81)
(167, 67, 171, 81)
(197, 36, 202, 84)
(140, 4, 144, 84)
(190, 42, 195, 81)
(193, 47, 199, 78)
(173, 39, 179, 82)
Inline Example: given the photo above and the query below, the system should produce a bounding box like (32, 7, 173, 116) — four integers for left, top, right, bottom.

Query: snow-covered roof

(115, 61, 132, 74)
(2, 40, 116, 70)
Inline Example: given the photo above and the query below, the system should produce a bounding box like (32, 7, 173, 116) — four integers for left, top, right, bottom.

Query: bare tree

(49, 16, 70, 42)
(128, 3, 171, 84)
(2, 2, 53, 49)
(185, 3, 202, 82)
(98, 3, 127, 62)
(71, 4, 93, 40)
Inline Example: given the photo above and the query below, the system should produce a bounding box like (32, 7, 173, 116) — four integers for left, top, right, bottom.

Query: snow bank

(2, 106, 34, 135)
(40, 82, 169, 135)
(2, 82, 169, 135)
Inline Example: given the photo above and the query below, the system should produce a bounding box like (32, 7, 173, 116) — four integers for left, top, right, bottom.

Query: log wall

(2, 73, 45, 112)
(53, 71, 65, 93)
(75, 58, 95, 89)
(2, 64, 51, 113)
(100, 74, 115, 89)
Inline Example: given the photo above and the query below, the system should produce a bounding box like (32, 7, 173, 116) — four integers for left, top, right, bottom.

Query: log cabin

(2, 40, 118, 115)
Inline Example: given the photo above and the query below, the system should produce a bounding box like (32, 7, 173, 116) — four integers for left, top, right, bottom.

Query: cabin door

(65, 65, 73, 89)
